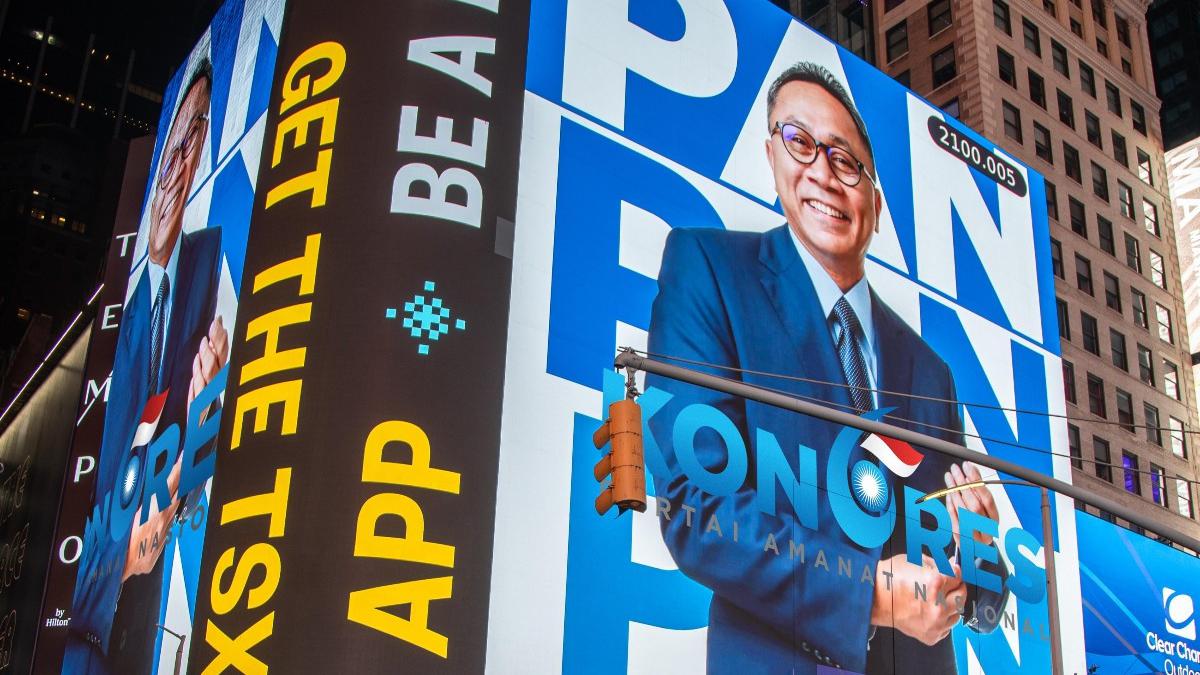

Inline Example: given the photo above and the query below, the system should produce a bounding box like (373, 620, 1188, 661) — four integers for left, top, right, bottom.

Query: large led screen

(44, 0, 287, 672)
(488, 1, 1081, 673)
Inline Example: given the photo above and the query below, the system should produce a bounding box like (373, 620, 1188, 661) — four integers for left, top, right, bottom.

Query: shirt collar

(147, 233, 181, 302)
(787, 225, 875, 346)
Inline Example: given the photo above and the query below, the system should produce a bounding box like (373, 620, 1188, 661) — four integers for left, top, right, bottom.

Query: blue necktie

(149, 274, 170, 393)
(831, 297, 873, 412)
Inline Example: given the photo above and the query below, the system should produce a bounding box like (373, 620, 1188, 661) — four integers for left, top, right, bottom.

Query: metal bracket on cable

(617, 347, 640, 400)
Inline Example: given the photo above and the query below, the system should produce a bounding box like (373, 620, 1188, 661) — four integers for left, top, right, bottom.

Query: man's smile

(804, 198, 848, 221)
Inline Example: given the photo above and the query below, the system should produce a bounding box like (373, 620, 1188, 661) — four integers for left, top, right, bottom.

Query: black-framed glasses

(772, 121, 878, 189)
(158, 113, 209, 189)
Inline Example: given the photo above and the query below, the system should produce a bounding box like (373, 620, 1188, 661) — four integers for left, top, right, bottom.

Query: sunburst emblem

(851, 460, 889, 513)
(120, 453, 142, 508)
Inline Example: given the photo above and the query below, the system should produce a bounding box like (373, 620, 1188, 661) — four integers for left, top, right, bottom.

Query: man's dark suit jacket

(646, 224, 1005, 675)
(64, 227, 221, 673)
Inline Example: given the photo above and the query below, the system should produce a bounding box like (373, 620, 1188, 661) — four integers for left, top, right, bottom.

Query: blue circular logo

(851, 460, 889, 514)
(120, 451, 142, 509)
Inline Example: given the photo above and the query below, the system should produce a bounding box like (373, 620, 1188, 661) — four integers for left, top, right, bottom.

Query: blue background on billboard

(1078, 510, 1200, 674)
(525, 0, 1060, 672)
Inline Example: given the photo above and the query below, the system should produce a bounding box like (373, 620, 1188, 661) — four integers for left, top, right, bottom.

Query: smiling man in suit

(64, 58, 229, 675)
(646, 62, 1007, 674)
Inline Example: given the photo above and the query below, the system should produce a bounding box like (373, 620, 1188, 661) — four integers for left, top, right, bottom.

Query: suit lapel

(162, 233, 198, 391)
(872, 290, 914, 426)
(125, 268, 152, 402)
(757, 225, 851, 411)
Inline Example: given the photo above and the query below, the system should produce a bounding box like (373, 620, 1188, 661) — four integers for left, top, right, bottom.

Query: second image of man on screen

(647, 62, 1009, 674)
(64, 58, 228, 675)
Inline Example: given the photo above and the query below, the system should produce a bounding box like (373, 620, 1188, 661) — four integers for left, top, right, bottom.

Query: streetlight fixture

(917, 480, 1063, 675)
(155, 624, 187, 675)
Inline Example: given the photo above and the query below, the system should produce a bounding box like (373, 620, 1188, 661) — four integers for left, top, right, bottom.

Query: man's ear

(874, 188, 883, 233)
(765, 136, 774, 166)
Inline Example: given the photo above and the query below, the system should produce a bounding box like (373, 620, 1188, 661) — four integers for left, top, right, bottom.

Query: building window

(1057, 297, 1071, 340)
(941, 97, 960, 118)
(1143, 199, 1159, 237)
(1091, 0, 1107, 27)
(1170, 418, 1187, 458)
(1068, 424, 1082, 468)
(1064, 360, 1077, 404)
(1029, 124, 1052, 164)
(932, 45, 956, 88)
(1121, 58, 1132, 76)
(1151, 464, 1167, 507)
(1115, 14, 1131, 47)
(1137, 149, 1154, 186)
(928, 0, 953, 35)
(1132, 101, 1147, 135)
(1111, 329, 1128, 370)
(1052, 40, 1069, 76)
(1029, 70, 1046, 108)
(1081, 310, 1099, 353)
(1155, 303, 1173, 343)
(1069, 197, 1087, 237)
(1091, 162, 1108, 201)
(886, 21, 909, 62)
(1051, 238, 1064, 277)
(885, 0, 904, 11)
(1094, 437, 1112, 481)
(1115, 389, 1135, 432)
(1112, 131, 1128, 166)
(1176, 478, 1193, 519)
(1125, 233, 1142, 273)
(1087, 374, 1106, 418)
(1097, 38, 1108, 57)
(1003, 101, 1023, 142)
(894, 70, 911, 87)
(1085, 112, 1102, 147)
(1046, 180, 1059, 220)
(1023, 18, 1041, 56)
(1131, 289, 1148, 329)
(1104, 274, 1122, 313)
(1098, 216, 1114, 255)
(1065, 143, 1081, 182)
(997, 47, 1016, 85)
(1149, 250, 1166, 289)
(1043, 0, 1057, 16)
(1080, 61, 1096, 97)
(1118, 181, 1133, 218)
(1145, 403, 1162, 446)
(1106, 82, 1122, 117)
(1137, 343, 1154, 385)
(1071, 17, 1084, 37)
(1057, 89, 1075, 129)
(1164, 360, 1180, 400)
(994, 0, 1012, 34)
(1123, 452, 1141, 495)
(1076, 255, 1094, 295)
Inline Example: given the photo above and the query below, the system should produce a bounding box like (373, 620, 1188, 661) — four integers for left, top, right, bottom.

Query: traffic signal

(592, 398, 646, 515)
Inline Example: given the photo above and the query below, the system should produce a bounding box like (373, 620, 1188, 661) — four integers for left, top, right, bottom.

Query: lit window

(1141, 200, 1159, 239)
(1163, 360, 1180, 400)
(1123, 452, 1141, 495)
(1170, 418, 1187, 459)
(1155, 303, 1174, 343)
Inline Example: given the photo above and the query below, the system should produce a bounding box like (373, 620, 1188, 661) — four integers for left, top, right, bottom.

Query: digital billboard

(1078, 510, 1200, 675)
(37, 0, 288, 672)
(31, 0, 1100, 673)
(488, 1, 1080, 673)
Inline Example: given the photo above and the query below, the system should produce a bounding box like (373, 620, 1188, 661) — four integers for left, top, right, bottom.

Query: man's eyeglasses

(158, 114, 209, 189)
(771, 121, 879, 189)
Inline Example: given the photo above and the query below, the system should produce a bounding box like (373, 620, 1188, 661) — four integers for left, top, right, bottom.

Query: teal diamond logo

(385, 281, 467, 355)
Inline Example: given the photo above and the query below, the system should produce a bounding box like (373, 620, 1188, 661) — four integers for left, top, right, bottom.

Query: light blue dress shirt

(788, 226, 879, 407)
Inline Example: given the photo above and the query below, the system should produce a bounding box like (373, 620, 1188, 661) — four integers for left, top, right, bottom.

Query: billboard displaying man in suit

(62, 58, 227, 675)
(646, 62, 1008, 674)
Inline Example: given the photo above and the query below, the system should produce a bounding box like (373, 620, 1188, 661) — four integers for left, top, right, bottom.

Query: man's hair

(185, 57, 213, 97)
(766, 62, 874, 165)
